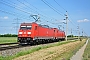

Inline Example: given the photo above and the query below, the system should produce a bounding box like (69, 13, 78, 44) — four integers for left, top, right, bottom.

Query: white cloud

(0, 16, 9, 20)
(77, 19, 90, 22)
(4, 16, 9, 19)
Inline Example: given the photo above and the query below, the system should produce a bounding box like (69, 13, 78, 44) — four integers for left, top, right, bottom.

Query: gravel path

(70, 39, 89, 60)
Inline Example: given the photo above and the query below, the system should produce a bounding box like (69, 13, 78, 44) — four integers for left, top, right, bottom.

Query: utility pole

(13, 18, 20, 34)
(82, 29, 83, 37)
(71, 28, 72, 38)
(77, 24, 80, 40)
(63, 26, 64, 31)
(65, 11, 68, 41)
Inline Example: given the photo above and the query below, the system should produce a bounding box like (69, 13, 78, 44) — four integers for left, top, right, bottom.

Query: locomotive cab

(18, 22, 37, 44)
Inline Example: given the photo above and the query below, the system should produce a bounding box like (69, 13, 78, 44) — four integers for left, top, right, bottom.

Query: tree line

(0, 34, 17, 37)
(0, 34, 84, 37)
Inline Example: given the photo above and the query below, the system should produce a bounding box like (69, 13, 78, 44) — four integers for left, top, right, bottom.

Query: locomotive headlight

(28, 32, 31, 34)
(19, 32, 22, 34)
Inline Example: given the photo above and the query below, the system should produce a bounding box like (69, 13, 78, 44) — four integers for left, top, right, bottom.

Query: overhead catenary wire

(16, 0, 56, 25)
(23, 0, 58, 22)
(0, 8, 30, 20)
(54, 0, 67, 11)
(0, 0, 32, 14)
(44, 0, 64, 14)
(0, 0, 59, 28)
(41, 0, 64, 17)
(0, 0, 50, 25)
(53, 0, 86, 36)
(17, 0, 62, 27)
(53, 0, 79, 30)
(0, 1, 28, 18)
(16, 0, 39, 14)
(0, 6, 26, 18)
(24, 0, 58, 21)
(1, 0, 87, 35)
(0, 0, 36, 20)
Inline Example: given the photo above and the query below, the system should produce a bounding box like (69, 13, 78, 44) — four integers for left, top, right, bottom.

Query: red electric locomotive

(18, 22, 65, 44)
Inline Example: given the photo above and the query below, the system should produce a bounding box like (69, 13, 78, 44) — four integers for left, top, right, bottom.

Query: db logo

(24, 32, 26, 34)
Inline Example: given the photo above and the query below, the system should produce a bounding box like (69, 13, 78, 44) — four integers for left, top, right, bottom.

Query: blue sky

(0, 0, 90, 36)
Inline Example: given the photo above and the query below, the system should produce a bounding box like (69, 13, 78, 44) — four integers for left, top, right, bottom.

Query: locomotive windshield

(20, 25, 32, 30)
(27, 26, 32, 29)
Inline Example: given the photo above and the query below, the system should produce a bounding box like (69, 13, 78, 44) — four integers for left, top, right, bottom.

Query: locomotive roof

(20, 22, 58, 29)
(39, 24, 50, 28)
(21, 23, 31, 25)
(21, 22, 36, 26)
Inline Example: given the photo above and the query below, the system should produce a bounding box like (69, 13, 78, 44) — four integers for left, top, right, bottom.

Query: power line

(16, 0, 38, 14)
(15, 0, 65, 27)
(53, 0, 79, 32)
(0, 6, 24, 18)
(0, 0, 55, 27)
(24, 0, 58, 21)
(53, 0, 78, 28)
(17, 0, 47, 20)
(68, 19, 77, 28)
(0, 1, 29, 19)
(0, 0, 35, 20)
(17, 0, 52, 23)
(0, 8, 29, 20)
(54, 0, 67, 11)
(23, 0, 58, 22)
(44, 0, 64, 14)
(41, 0, 64, 17)
(0, 0, 32, 14)
(0, 0, 76, 32)
(18, 0, 62, 27)
(0, 9, 16, 16)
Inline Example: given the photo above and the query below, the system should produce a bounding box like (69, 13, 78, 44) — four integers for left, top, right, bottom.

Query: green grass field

(83, 38, 90, 60)
(0, 37, 17, 44)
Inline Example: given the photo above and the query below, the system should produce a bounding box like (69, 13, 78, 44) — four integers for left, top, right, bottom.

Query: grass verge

(83, 38, 90, 60)
(53, 38, 87, 60)
(0, 37, 17, 44)
(0, 40, 77, 60)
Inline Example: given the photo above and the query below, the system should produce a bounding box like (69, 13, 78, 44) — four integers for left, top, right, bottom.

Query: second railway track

(0, 41, 62, 57)
(0, 42, 18, 45)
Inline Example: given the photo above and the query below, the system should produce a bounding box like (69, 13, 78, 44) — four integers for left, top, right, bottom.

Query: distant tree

(67, 35, 73, 37)
(0, 34, 17, 37)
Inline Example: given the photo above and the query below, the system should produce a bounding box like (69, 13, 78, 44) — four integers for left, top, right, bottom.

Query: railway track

(0, 38, 78, 51)
(0, 41, 61, 56)
(67, 38, 78, 40)
(0, 38, 78, 45)
(0, 38, 79, 57)
(0, 42, 19, 51)
(0, 45, 23, 51)
(0, 42, 18, 45)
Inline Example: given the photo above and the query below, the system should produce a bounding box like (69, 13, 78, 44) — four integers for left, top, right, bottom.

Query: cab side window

(35, 26, 37, 30)
(54, 30, 55, 32)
